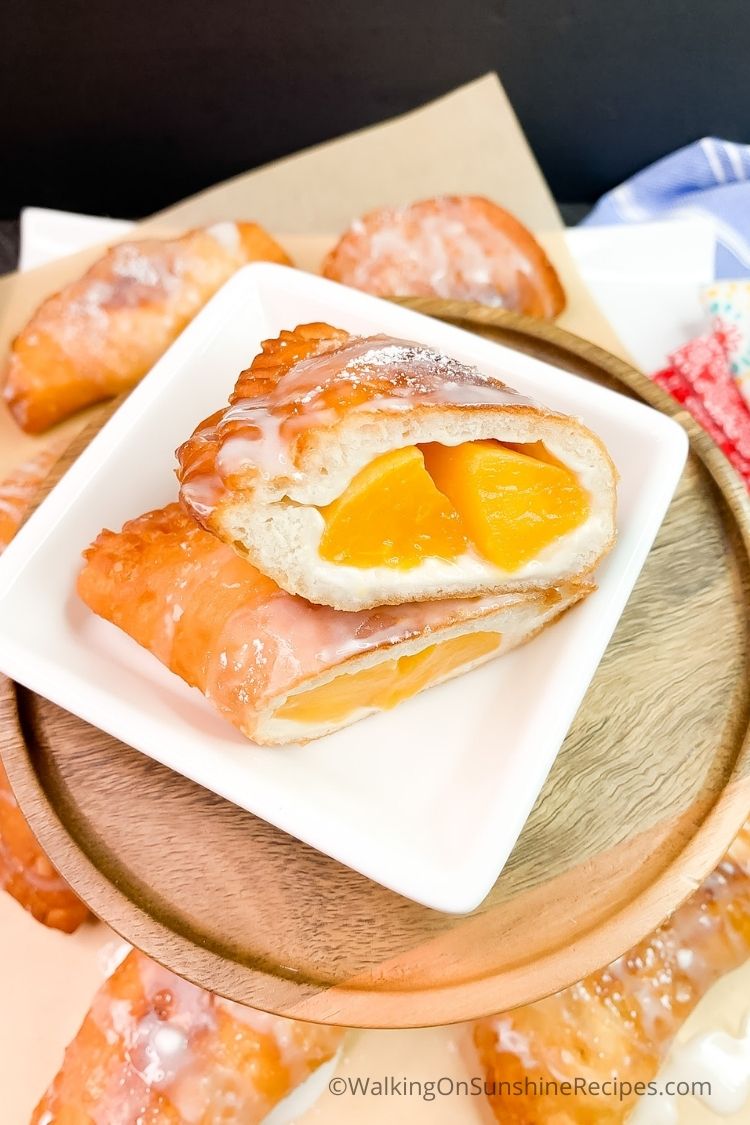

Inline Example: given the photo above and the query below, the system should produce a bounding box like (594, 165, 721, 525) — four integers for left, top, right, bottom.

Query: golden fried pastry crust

(0, 440, 66, 552)
(475, 822, 750, 1123)
(78, 503, 588, 744)
(32, 949, 344, 1123)
(0, 759, 89, 933)
(3, 222, 291, 433)
(323, 195, 566, 318)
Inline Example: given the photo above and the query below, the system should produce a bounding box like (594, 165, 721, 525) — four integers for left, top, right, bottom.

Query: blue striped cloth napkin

(583, 138, 750, 279)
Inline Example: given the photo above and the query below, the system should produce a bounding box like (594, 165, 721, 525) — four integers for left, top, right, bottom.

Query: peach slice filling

(318, 445, 468, 568)
(318, 440, 590, 572)
(422, 440, 590, 572)
(276, 631, 502, 725)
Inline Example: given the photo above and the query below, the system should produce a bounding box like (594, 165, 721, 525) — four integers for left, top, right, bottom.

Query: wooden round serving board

(2, 300, 750, 1028)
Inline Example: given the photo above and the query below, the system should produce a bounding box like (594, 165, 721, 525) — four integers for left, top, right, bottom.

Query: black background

(2, 0, 748, 219)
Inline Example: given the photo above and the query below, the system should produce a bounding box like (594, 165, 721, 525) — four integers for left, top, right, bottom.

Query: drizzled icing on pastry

(178, 328, 539, 518)
(4, 223, 291, 433)
(31, 949, 344, 1124)
(218, 336, 533, 475)
(475, 824, 750, 1123)
(322, 196, 566, 318)
(78, 504, 551, 729)
(340, 203, 536, 305)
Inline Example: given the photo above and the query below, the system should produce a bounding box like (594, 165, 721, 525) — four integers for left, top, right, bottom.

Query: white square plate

(0, 264, 688, 913)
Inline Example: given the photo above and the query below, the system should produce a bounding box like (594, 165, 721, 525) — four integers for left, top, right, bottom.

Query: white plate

(0, 263, 688, 913)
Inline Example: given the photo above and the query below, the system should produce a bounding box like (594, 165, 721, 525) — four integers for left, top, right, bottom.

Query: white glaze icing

(175, 327, 615, 613)
(330, 198, 543, 309)
(262, 1049, 343, 1124)
(207, 220, 242, 253)
(33, 927, 344, 1122)
(212, 335, 537, 485)
(631, 1013, 750, 1122)
(96, 939, 133, 979)
(81, 505, 577, 742)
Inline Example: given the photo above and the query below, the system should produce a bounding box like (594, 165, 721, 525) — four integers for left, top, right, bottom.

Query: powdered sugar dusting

(207, 221, 241, 253)
(110, 244, 173, 290)
(325, 197, 557, 312)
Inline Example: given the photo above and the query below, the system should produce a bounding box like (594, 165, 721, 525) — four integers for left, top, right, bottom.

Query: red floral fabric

(652, 327, 750, 487)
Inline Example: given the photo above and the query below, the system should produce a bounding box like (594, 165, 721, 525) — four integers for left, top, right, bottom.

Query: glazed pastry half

(474, 821, 750, 1124)
(322, 195, 566, 318)
(3, 222, 291, 433)
(177, 323, 617, 611)
(32, 949, 345, 1123)
(77, 504, 590, 746)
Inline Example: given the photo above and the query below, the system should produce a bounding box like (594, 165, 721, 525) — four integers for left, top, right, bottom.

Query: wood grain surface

(1, 302, 750, 1027)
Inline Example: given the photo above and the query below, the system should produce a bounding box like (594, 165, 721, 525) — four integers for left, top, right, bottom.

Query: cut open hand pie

(177, 323, 616, 611)
(78, 504, 589, 745)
